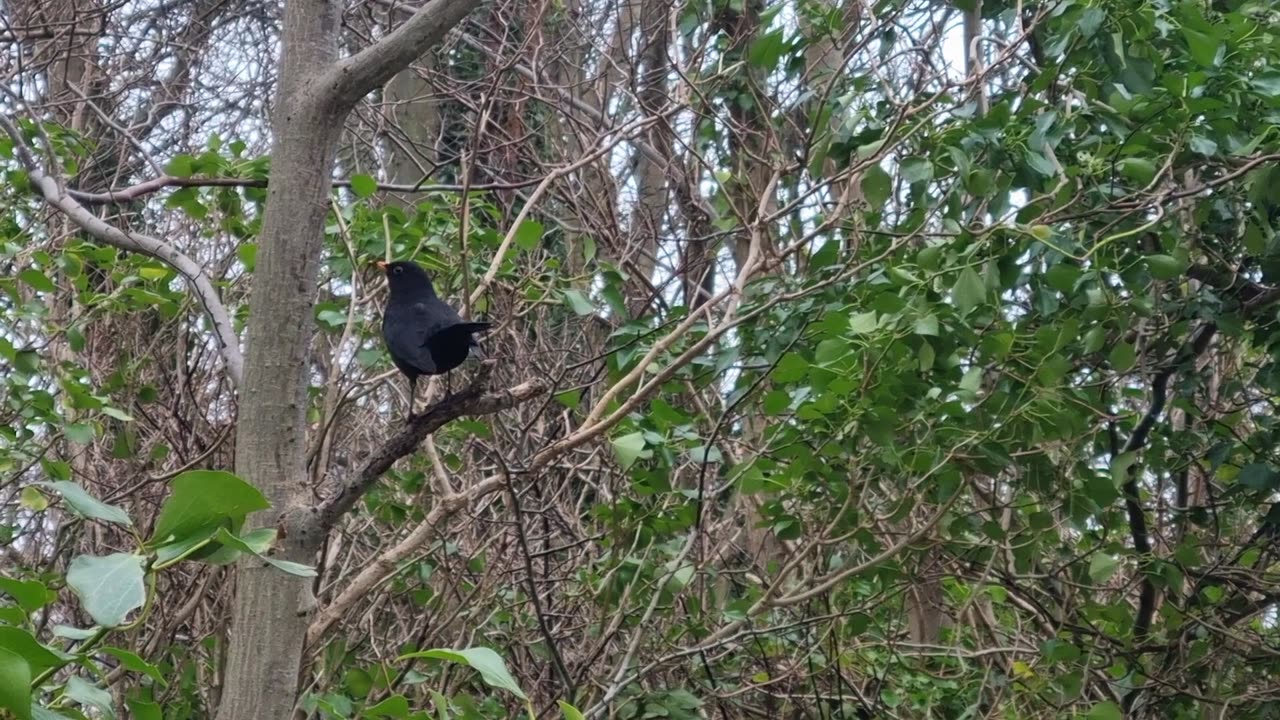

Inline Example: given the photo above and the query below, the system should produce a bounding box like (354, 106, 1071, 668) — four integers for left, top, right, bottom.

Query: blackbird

(377, 260, 491, 416)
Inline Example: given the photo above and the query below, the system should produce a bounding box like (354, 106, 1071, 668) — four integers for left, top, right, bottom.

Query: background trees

(2, 0, 1280, 718)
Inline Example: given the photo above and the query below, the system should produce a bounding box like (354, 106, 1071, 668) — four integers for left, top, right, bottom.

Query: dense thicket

(2, 0, 1280, 718)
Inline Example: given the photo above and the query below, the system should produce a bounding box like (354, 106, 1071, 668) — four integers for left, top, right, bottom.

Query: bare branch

(66, 173, 554, 205)
(322, 0, 485, 111)
(309, 360, 548, 532)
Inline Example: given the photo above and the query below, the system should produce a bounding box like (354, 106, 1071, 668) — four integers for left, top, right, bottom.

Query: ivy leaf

(558, 701, 586, 720)
(1088, 554, 1119, 584)
(66, 553, 146, 628)
(900, 156, 934, 184)
(349, 174, 377, 198)
(515, 220, 544, 251)
(149, 470, 269, 545)
(0, 648, 31, 720)
(1109, 342, 1136, 372)
(952, 267, 986, 314)
(612, 432, 647, 470)
(561, 289, 594, 316)
(396, 647, 527, 700)
(0, 578, 52, 613)
(1144, 254, 1186, 279)
(1086, 702, 1122, 720)
(213, 527, 317, 577)
(64, 423, 94, 445)
(165, 155, 194, 177)
(18, 269, 55, 293)
(64, 677, 115, 720)
(37, 481, 132, 526)
(364, 695, 410, 717)
(860, 165, 892, 208)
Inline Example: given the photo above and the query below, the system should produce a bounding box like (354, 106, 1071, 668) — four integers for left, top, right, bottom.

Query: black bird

(378, 260, 491, 417)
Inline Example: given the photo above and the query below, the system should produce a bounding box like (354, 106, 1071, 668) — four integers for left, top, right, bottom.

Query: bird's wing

(385, 301, 448, 374)
(417, 300, 465, 346)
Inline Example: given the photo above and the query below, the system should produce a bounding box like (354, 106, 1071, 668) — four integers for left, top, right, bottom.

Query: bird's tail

(428, 322, 493, 355)
(456, 321, 493, 335)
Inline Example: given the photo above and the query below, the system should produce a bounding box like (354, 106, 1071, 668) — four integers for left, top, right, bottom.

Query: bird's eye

(393, 266, 403, 275)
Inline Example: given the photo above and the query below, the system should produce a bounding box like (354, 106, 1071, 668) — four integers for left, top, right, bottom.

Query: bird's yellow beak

(375, 260, 388, 270)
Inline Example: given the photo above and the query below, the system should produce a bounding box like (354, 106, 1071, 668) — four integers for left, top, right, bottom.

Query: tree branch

(1118, 321, 1217, 714)
(65, 174, 546, 205)
(321, 0, 484, 112)
(0, 113, 245, 387)
(308, 359, 548, 532)
(304, 471, 506, 645)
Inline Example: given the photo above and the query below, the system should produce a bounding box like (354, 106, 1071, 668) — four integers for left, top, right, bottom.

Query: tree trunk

(216, 1, 481, 717)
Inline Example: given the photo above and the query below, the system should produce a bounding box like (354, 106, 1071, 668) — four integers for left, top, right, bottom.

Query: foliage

(2, 0, 1280, 717)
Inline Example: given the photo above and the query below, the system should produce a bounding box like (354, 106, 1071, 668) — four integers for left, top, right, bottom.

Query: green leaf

(561, 289, 594, 316)
(514, 220, 544, 251)
(0, 648, 31, 720)
(101, 406, 134, 422)
(64, 423, 94, 445)
(952, 267, 985, 314)
(763, 390, 790, 415)
(1109, 342, 1136, 372)
(19, 487, 48, 511)
(350, 174, 377, 198)
(37, 481, 132, 526)
(64, 677, 115, 720)
(213, 527, 317, 577)
(165, 155, 195, 177)
(237, 243, 258, 271)
(1077, 7, 1105, 37)
(747, 29, 786, 69)
(1182, 28, 1220, 67)
(18, 269, 55, 293)
(101, 647, 166, 686)
(913, 315, 939, 336)
(0, 627, 68, 672)
(612, 432, 646, 470)
(815, 338, 849, 364)
(0, 578, 51, 613)
(860, 165, 892, 208)
(395, 647, 527, 700)
(1041, 638, 1081, 662)
(149, 470, 269, 545)
(848, 311, 879, 335)
(430, 691, 450, 720)
(1189, 135, 1217, 156)
(900, 156, 934, 184)
(364, 694, 410, 717)
(1086, 701, 1122, 720)
(126, 700, 162, 720)
(1237, 464, 1280, 491)
(772, 352, 808, 383)
(1118, 158, 1157, 186)
(1088, 554, 1119, 584)
(1045, 263, 1080, 293)
(559, 701, 586, 720)
(66, 553, 146, 627)
(1024, 148, 1057, 176)
(688, 446, 721, 464)
(1144, 254, 1185, 280)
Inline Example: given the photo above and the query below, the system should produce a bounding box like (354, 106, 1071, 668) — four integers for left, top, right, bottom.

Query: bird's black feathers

(379, 260, 491, 413)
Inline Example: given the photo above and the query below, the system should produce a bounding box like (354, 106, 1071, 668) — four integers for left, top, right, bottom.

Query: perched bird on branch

(377, 260, 491, 417)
